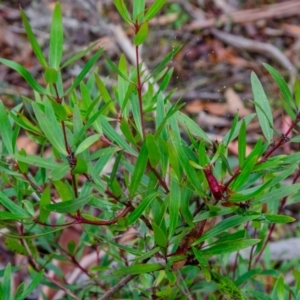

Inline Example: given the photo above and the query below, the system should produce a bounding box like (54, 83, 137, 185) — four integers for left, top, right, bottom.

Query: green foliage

(0, 1, 299, 299)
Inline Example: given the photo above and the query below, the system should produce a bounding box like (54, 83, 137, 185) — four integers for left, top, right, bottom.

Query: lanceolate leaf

(193, 214, 259, 246)
(65, 48, 104, 95)
(129, 141, 148, 197)
(45, 195, 92, 213)
(0, 100, 13, 154)
(128, 192, 158, 225)
(20, 8, 47, 67)
(144, 0, 167, 21)
(49, 2, 63, 69)
(255, 183, 300, 205)
(0, 59, 49, 95)
(113, 0, 131, 24)
(201, 239, 260, 257)
(32, 101, 67, 155)
(263, 63, 295, 110)
(169, 171, 181, 237)
(251, 72, 273, 142)
(114, 264, 162, 276)
(0, 191, 28, 217)
(134, 22, 148, 45)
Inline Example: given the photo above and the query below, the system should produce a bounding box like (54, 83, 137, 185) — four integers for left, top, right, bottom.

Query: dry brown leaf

(225, 87, 251, 117)
(16, 136, 39, 155)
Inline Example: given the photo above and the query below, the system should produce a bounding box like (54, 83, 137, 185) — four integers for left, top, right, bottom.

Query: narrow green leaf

(20, 8, 47, 67)
(169, 172, 180, 237)
(105, 55, 131, 82)
(231, 155, 258, 191)
(32, 101, 67, 155)
(176, 111, 211, 144)
(0, 59, 49, 95)
(294, 79, 300, 111)
(61, 41, 98, 69)
(45, 67, 58, 83)
(193, 214, 259, 246)
(144, 0, 167, 21)
(13, 153, 63, 170)
(114, 264, 162, 276)
(3, 263, 11, 300)
(264, 63, 295, 110)
(251, 72, 273, 142)
(45, 195, 92, 213)
(52, 181, 73, 202)
(4, 239, 28, 256)
(94, 74, 116, 114)
(0, 100, 13, 154)
(222, 113, 256, 145)
(211, 272, 245, 300)
(238, 120, 246, 166)
(152, 222, 167, 248)
(262, 214, 295, 223)
(120, 119, 137, 146)
(129, 141, 148, 197)
(146, 133, 161, 168)
(16, 271, 44, 300)
(100, 116, 137, 156)
(49, 2, 63, 69)
(113, 0, 132, 24)
(201, 239, 260, 257)
(0, 211, 29, 220)
(39, 186, 50, 222)
(134, 22, 148, 45)
(255, 183, 300, 205)
(128, 192, 158, 225)
(65, 48, 103, 95)
(192, 247, 209, 267)
(0, 191, 28, 217)
(133, 0, 145, 22)
(75, 134, 100, 155)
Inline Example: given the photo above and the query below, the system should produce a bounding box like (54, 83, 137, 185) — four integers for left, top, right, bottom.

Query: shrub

(0, 1, 299, 299)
